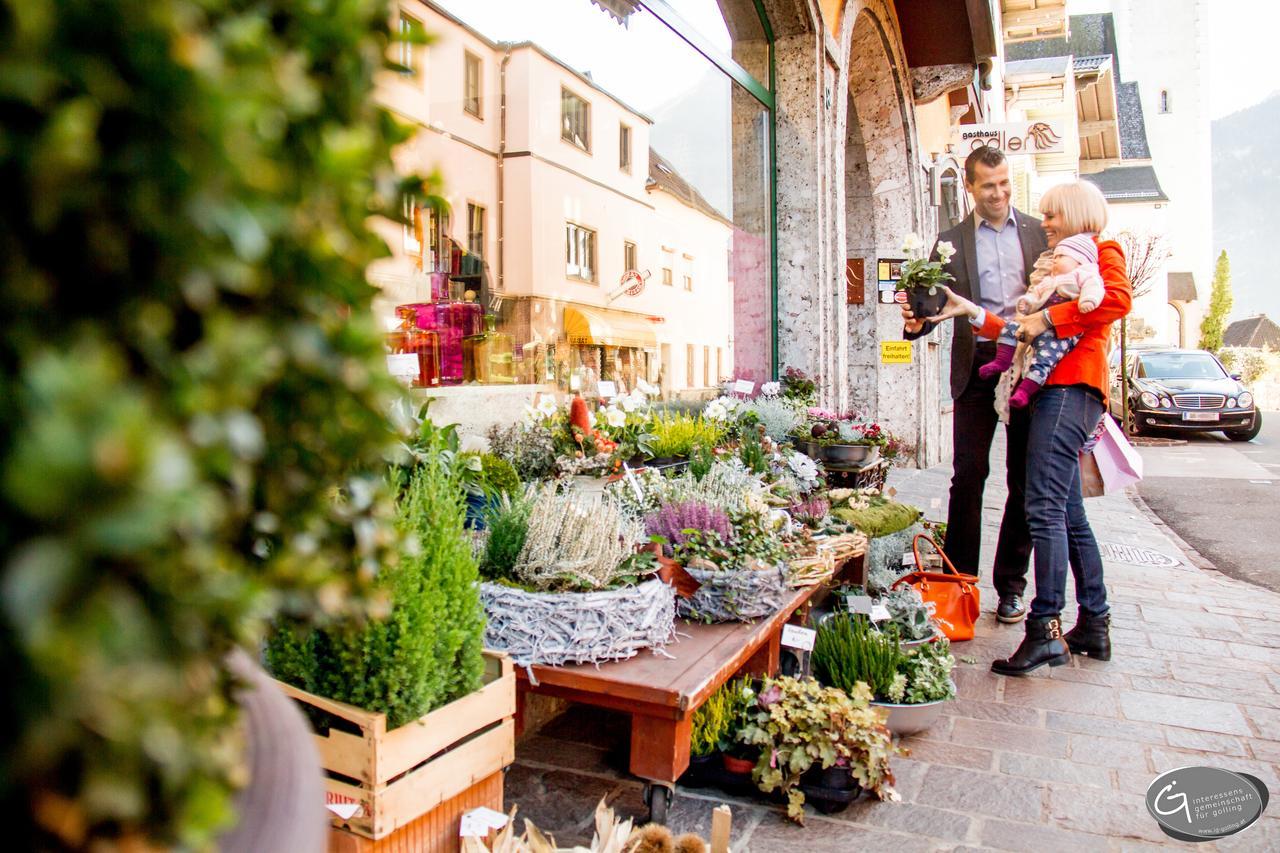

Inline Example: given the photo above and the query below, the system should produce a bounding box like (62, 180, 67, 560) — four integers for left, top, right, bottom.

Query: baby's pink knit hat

(1054, 233, 1097, 266)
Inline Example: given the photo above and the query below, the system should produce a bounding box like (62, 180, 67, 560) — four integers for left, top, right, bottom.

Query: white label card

(733, 379, 755, 395)
(597, 381, 617, 399)
(459, 807, 509, 837)
(846, 594, 873, 615)
(325, 802, 362, 820)
(386, 353, 418, 382)
(780, 624, 816, 651)
(870, 604, 892, 623)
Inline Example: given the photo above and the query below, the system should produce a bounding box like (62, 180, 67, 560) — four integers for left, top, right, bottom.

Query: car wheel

(1123, 406, 1144, 437)
(1225, 410, 1262, 442)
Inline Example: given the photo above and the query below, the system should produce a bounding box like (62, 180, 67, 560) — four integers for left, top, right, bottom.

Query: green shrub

(268, 450, 485, 729)
(813, 613, 904, 701)
(480, 493, 535, 583)
(480, 453, 521, 498)
(690, 676, 754, 758)
(648, 413, 726, 458)
(0, 0, 425, 845)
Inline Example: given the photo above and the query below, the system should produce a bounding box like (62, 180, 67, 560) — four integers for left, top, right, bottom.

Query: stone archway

(840, 4, 924, 422)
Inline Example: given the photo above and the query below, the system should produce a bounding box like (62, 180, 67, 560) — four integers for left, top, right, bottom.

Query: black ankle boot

(1063, 613, 1111, 661)
(991, 617, 1071, 676)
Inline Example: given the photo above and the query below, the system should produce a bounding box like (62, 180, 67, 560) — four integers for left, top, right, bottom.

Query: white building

(368, 0, 734, 400)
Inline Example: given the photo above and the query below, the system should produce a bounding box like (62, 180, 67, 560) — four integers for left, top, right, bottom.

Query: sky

(1069, 0, 1280, 120)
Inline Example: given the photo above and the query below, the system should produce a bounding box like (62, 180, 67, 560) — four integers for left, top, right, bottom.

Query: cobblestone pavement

(507, 435, 1280, 850)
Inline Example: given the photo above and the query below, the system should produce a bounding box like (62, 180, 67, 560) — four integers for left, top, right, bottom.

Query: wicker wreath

(678, 564, 790, 622)
(480, 578, 677, 669)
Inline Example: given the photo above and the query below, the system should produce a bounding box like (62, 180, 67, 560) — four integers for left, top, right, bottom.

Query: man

(902, 146, 1048, 623)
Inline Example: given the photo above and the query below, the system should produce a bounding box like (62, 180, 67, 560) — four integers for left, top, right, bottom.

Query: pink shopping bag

(1080, 414, 1143, 496)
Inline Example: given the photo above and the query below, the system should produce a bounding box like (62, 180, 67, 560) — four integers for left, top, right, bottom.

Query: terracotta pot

(721, 753, 756, 775)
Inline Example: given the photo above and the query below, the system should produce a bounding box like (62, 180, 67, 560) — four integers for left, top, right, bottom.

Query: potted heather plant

(812, 613, 955, 736)
(894, 232, 956, 319)
(739, 675, 900, 822)
(685, 677, 754, 788)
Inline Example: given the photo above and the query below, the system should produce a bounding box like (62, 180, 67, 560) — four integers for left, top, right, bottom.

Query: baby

(977, 233, 1105, 408)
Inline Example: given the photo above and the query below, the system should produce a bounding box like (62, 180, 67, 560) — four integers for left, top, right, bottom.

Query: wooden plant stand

(277, 652, 516, 849)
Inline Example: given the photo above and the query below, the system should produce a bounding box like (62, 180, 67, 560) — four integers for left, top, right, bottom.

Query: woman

(927, 181, 1131, 675)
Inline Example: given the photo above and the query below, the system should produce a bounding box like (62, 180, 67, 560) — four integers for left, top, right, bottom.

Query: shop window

(467, 203, 485, 258)
(376, 0, 773, 395)
(1159, 89, 1171, 114)
(566, 222, 596, 282)
(464, 51, 483, 117)
(561, 88, 591, 151)
(398, 13, 424, 80)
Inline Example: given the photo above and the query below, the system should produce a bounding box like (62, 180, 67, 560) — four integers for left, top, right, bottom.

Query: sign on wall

(950, 121, 1065, 155)
(846, 258, 864, 305)
(876, 257, 906, 304)
(880, 341, 912, 364)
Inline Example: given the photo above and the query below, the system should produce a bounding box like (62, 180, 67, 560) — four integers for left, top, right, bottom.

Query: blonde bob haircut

(1039, 181, 1108, 236)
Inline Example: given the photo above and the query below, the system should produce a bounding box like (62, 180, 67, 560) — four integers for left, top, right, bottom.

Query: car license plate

(1182, 412, 1219, 422)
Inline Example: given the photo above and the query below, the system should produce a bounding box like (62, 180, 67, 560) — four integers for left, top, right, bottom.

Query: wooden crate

(277, 652, 516, 841)
(327, 770, 503, 853)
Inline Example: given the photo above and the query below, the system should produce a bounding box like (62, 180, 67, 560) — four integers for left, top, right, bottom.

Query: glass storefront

(370, 0, 774, 400)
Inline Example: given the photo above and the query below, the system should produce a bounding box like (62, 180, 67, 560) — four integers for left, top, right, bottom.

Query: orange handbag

(892, 533, 981, 642)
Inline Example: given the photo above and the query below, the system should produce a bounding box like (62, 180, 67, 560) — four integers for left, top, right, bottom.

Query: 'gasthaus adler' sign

(949, 121, 1065, 155)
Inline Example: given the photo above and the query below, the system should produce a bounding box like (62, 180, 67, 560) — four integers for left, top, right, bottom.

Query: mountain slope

(1212, 93, 1280, 321)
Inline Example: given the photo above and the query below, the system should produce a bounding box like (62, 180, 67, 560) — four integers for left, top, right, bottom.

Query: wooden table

(514, 584, 825, 822)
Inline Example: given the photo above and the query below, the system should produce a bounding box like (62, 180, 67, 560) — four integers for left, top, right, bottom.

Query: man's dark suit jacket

(905, 209, 1048, 400)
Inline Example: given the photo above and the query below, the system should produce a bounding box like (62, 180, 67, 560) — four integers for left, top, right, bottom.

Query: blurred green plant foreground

(0, 0, 425, 846)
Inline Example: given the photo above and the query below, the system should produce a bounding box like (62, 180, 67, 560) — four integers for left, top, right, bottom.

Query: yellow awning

(563, 306, 658, 349)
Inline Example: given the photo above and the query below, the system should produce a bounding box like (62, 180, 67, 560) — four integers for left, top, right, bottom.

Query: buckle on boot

(1046, 618, 1062, 639)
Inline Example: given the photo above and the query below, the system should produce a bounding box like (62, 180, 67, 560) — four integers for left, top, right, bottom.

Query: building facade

(366, 0, 1006, 466)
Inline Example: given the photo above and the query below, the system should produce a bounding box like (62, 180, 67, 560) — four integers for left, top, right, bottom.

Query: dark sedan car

(1110, 348, 1262, 441)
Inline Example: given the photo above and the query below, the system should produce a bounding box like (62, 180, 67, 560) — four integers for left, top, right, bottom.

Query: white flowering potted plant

(894, 232, 955, 320)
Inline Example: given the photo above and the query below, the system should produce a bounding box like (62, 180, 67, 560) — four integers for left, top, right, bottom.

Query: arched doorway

(843, 6, 921, 415)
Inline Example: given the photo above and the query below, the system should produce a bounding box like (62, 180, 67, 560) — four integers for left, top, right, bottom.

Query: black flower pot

(906, 285, 947, 320)
(679, 752, 719, 789)
(799, 764, 864, 814)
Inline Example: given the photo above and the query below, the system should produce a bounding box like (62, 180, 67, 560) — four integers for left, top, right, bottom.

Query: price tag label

(459, 807, 509, 837)
(780, 624, 816, 651)
(870, 604, 892, 623)
(386, 354, 418, 384)
(325, 802, 362, 820)
(597, 380, 617, 399)
(570, 374, 582, 391)
(845, 594, 873, 615)
(733, 379, 755, 395)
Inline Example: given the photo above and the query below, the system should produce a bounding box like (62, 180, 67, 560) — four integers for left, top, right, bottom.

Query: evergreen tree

(1198, 251, 1233, 353)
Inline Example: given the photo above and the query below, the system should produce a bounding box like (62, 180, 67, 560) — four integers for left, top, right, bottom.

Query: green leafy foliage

(480, 493, 535, 583)
(478, 454, 521, 498)
(648, 413, 726, 459)
(813, 614, 904, 701)
(0, 0, 425, 846)
(1198, 250, 1233, 353)
(739, 676, 900, 822)
(690, 677, 754, 758)
(267, 450, 485, 729)
(897, 637, 956, 704)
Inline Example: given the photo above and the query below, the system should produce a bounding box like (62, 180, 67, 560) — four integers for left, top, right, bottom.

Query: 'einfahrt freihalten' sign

(951, 121, 1065, 155)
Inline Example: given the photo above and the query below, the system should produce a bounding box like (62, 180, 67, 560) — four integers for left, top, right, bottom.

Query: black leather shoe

(996, 595, 1027, 624)
(1063, 613, 1112, 661)
(991, 617, 1071, 676)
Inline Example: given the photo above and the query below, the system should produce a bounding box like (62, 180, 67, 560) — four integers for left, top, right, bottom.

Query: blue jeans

(1025, 386, 1109, 620)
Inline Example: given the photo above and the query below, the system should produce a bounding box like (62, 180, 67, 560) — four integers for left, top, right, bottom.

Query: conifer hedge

(0, 0, 420, 846)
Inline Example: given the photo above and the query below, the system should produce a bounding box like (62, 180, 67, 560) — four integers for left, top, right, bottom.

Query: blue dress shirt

(973, 214, 1027, 341)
